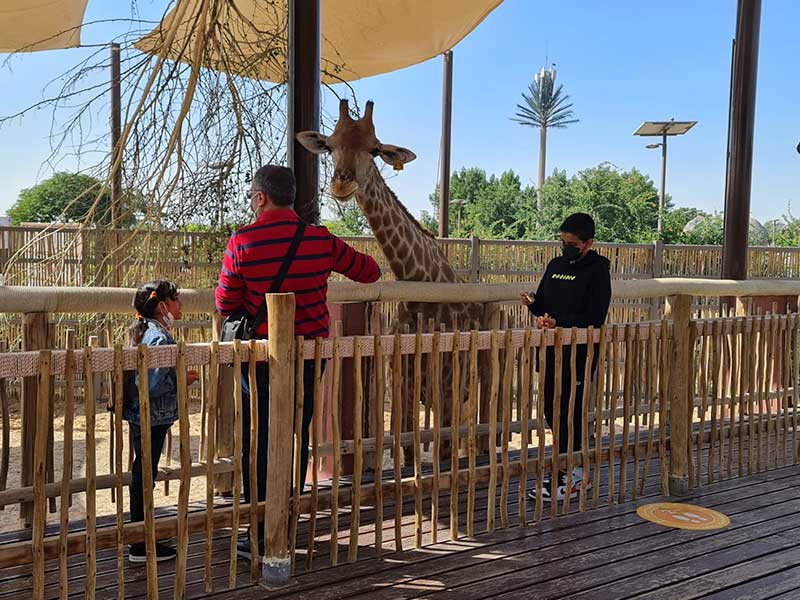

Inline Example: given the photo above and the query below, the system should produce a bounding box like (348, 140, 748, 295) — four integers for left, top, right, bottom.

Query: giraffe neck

(355, 164, 458, 283)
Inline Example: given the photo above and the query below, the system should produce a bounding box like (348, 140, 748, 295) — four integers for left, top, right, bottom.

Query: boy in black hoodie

(521, 213, 611, 503)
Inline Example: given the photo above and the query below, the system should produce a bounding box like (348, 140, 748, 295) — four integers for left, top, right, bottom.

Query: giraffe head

(296, 99, 416, 201)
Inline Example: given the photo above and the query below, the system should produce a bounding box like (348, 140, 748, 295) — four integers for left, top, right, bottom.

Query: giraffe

(298, 99, 498, 460)
(297, 99, 484, 332)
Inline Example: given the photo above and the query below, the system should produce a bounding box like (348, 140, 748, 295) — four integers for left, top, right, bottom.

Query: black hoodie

(527, 250, 612, 328)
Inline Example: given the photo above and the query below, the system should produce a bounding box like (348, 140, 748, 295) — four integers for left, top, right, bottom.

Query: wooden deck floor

(257, 463, 800, 600)
(3, 446, 800, 599)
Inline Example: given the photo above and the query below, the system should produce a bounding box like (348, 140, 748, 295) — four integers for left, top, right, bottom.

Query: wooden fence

(0, 280, 798, 597)
(3, 226, 800, 289)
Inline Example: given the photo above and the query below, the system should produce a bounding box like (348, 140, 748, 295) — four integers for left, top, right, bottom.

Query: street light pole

(635, 120, 696, 239)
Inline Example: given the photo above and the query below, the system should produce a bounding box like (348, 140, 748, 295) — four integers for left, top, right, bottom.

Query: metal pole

(110, 43, 121, 228)
(438, 51, 454, 239)
(288, 0, 321, 225)
(658, 133, 667, 236)
(722, 0, 762, 280)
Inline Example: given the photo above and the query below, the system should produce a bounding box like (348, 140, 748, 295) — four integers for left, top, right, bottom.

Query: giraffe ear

(377, 144, 416, 170)
(296, 131, 330, 154)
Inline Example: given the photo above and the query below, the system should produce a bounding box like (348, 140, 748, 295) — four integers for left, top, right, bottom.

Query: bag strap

(251, 221, 307, 329)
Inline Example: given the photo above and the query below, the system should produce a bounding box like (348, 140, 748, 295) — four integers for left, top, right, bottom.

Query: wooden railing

(4, 225, 800, 289)
(0, 280, 798, 597)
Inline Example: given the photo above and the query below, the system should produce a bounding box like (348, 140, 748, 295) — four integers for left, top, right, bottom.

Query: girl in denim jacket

(125, 280, 198, 562)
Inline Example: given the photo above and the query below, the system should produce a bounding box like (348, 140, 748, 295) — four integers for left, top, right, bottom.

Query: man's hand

(520, 291, 535, 306)
(535, 313, 556, 329)
(187, 370, 200, 386)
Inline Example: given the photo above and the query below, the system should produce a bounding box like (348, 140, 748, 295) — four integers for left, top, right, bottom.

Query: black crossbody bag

(220, 221, 307, 342)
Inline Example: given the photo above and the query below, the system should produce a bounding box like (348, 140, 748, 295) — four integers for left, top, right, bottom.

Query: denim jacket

(123, 319, 178, 427)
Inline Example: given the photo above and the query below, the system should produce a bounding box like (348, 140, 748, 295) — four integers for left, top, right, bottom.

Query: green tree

(7, 172, 130, 226)
(513, 65, 578, 210)
(425, 167, 534, 238)
(768, 209, 800, 247)
(681, 213, 724, 245)
(662, 207, 707, 244)
(322, 199, 369, 236)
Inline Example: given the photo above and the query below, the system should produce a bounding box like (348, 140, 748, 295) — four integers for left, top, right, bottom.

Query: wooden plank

(466, 331, 478, 536)
(608, 326, 618, 503)
(593, 325, 608, 508)
(112, 345, 124, 600)
(517, 328, 531, 524)
(579, 327, 594, 511)
(331, 328, 343, 565)
(412, 331, 423, 547)
(550, 328, 563, 518)
(709, 320, 722, 484)
(369, 328, 384, 556)
(228, 340, 243, 588)
(793, 314, 799, 465)
(306, 339, 324, 569)
(174, 342, 191, 598)
(0, 340, 9, 500)
(534, 330, 547, 521)
(349, 337, 363, 560)
(619, 324, 632, 503)
(135, 344, 157, 599)
(449, 330, 461, 541)
(84, 346, 98, 600)
(500, 331, 513, 527)
(430, 329, 442, 544)
(204, 341, 219, 593)
(564, 327, 578, 514)
(290, 337, 305, 569)
(639, 323, 657, 496)
(391, 332, 403, 552)
(632, 324, 641, 500)
(32, 351, 51, 600)
(246, 340, 260, 580)
(658, 320, 669, 495)
(486, 331, 500, 532)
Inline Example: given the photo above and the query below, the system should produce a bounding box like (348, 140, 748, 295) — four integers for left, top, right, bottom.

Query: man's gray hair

(252, 165, 295, 206)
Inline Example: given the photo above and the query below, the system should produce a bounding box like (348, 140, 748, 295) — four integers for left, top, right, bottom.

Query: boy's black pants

(540, 344, 599, 457)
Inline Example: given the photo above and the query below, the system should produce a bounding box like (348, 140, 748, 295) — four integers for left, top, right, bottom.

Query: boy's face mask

(561, 243, 582, 261)
(560, 231, 592, 261)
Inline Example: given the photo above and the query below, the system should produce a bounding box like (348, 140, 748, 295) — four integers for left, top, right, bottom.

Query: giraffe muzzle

(330, 179, 359, 201)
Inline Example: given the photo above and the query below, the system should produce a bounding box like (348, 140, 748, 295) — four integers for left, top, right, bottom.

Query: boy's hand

(536, 313, 556, 329)
(519, 292, 535, 306)
(187, 370, 200, 386)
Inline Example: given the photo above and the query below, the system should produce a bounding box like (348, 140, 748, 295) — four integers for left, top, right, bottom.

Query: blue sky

(1, 0, 798, 224)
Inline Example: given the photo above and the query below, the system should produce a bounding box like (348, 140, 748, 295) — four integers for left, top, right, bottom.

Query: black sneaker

(527, 471, 578, 503)
(237, 536, 264, 561)
(128, 541, 176, 563)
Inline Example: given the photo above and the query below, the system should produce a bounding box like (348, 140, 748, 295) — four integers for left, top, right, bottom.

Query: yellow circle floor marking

(637, 502, 730, 530)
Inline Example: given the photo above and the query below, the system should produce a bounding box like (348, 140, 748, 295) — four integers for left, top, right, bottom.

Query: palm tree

(513, 65, 578, 210)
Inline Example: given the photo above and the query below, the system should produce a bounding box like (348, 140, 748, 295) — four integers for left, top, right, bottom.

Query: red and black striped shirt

(215, 208, 380, 338)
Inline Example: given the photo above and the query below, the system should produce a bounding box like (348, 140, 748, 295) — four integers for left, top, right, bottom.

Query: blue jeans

(240, 359, 321, 506)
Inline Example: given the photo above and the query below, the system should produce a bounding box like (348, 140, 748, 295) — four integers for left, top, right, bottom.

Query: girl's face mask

(161, 310, 176, 329)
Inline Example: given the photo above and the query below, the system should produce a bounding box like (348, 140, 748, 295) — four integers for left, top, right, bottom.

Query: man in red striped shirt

(215, 165, 380, 559)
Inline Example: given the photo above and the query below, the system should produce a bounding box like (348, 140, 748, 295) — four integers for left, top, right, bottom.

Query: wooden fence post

(651, 241, 664, 320)
(470, 236, 481, 283)
(212, 312, 234, 496)
(337, 302, 368, 475)
(665, 294, 692, 496)
(262, 293, 296, 587)
(20, 312, 53, 526)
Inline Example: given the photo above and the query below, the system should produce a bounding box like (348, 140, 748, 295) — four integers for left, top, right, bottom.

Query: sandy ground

(0, 388, 208, 533)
